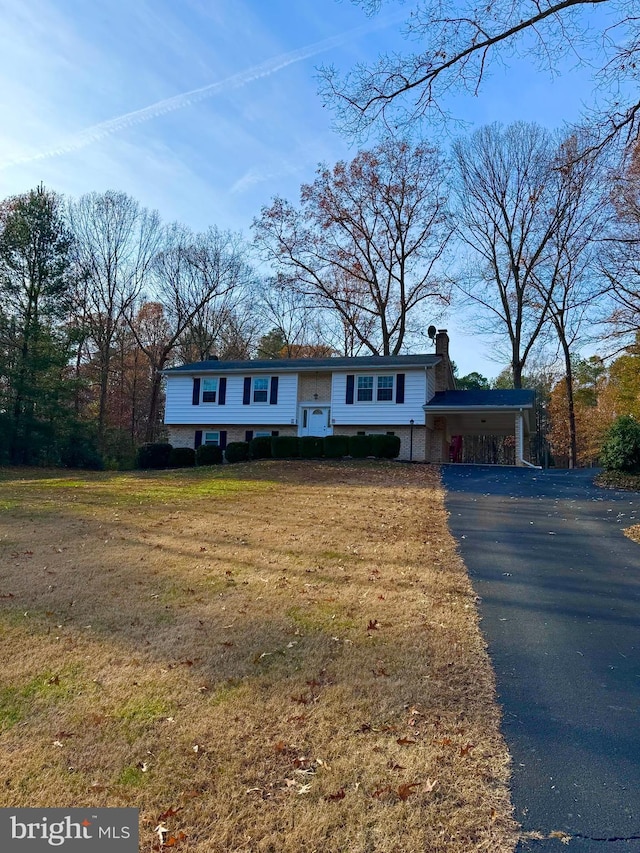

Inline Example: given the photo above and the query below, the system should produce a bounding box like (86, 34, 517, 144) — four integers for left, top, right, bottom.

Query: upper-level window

(357, 374, 394, 402)
(377, 375, 394, 401)
(357, 376, 374, 402)
(202, 378, 218, 403)
(253, 377, 269, 403)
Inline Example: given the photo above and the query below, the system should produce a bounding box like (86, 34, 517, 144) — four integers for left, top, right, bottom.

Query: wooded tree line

(2, 119, 640, 468)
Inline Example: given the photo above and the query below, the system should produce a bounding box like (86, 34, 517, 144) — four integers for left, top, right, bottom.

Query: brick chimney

(434, 329, 455, 391)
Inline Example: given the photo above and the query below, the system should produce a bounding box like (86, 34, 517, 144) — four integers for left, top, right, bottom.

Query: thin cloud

(0, 14, 401, 170)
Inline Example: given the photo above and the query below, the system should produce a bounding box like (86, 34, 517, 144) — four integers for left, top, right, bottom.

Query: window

(204, 431, 220, 446)
(377, 375, 394, 401)
(356, 375, 394, 402)
(253, 377, 269, 403)
(202, 378, 218, 403)
(357, 376, 374, 402)
(255, 431, 271, 437)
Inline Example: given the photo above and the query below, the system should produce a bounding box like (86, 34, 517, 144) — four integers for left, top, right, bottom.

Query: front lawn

(0, 461, 516, 852)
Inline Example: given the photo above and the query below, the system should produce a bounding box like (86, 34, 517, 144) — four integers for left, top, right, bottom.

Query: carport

(424, 389, 536, 466)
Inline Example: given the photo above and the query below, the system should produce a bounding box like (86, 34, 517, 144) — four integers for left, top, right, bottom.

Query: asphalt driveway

(441, 466, 640, 852)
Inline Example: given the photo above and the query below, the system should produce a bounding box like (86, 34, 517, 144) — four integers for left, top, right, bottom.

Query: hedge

(137, 442, 172, 469)
(168, 446, 196, 468)
(299, 436, 324, 458)
(196, 444, 223, 466)
(370, 433, 401, 459)
(348, 434, 373, 458)
(323, 434, 349, 458)
(271, 435, 300, 459)
(225, 441, 250, 463)
(250, 436, 272, 459)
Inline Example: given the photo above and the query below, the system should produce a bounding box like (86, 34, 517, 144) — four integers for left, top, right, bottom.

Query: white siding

(165, 373, 298, 426)
(331, 369, 430, 426)
(427, 368, 436, 402)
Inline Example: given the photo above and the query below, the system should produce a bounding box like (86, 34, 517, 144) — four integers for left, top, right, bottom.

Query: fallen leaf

(157, 807, 182, 821)
(459, 743, 475, 756)
(424, 778, 438, 793)
(396, 737, 416, 746)
(397, 782, 420, 801)
(325, 788, 345, 801)
(372, 786, 391, 799)
(367, 619, 379, 631)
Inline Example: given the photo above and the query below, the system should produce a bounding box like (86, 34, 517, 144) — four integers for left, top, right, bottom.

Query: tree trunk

(561, 339, 577, 469)
(145, 370, 163, 443)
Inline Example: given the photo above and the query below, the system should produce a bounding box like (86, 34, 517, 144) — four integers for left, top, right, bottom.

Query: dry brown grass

(0, 461, 517, 852)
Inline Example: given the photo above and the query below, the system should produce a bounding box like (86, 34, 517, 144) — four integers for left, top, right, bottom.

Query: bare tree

(531, 133, 611, 466)
(68, 191, 162, 448)
(322, 0, 640, 149)
(253, 137, 452, 355)
(127, 225, 256, 440)
(453, 122, 577, 387)
(601, 140, 640, 341)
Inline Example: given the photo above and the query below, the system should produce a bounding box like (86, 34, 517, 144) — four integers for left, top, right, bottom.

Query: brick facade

(297, 372, 332, 403)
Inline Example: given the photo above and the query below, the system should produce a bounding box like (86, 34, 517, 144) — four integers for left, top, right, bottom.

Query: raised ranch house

(163, 330, 535, 465)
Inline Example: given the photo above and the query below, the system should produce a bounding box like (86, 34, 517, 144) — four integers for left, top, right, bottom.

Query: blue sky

(0, 0, 607, 376)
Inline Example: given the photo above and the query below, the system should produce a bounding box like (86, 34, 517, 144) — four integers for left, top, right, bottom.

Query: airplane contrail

(1, 13, 401, 170)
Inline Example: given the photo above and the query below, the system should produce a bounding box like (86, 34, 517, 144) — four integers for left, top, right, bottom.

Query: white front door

(301, 406, 332, 436)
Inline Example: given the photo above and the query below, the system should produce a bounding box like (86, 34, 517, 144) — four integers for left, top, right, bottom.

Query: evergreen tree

(0, 186, 76, 463)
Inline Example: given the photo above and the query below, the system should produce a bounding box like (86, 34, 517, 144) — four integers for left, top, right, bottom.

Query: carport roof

(425, 389, 535, 410)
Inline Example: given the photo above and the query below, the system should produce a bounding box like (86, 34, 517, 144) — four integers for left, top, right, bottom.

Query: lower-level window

(204, 431, 220, 446)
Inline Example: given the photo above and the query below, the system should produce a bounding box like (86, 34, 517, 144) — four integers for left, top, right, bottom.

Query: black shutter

(396, 373, 405, 404)
(220, 430, 227, 450)
(192, 377, 201, 406)
(218, 376, 227, 405)
(271, 430, 279, 437)
(243, 377, 251, 405)
(245, 430, 254, 442)
(194, 430, 202, 449)
(346, 374, 355, 404)
(269, 376, 279, 404)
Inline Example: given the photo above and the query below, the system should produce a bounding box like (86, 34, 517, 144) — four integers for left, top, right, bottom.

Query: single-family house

(163, 330, 536, 465)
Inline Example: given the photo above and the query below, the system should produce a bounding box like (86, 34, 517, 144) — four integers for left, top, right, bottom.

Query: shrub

(600, 415, 640, 472)
(196, 444, 223, 466)
(348, 434, 373, 458)
(61, 443, 104, 471)
(299, 436, 324, 458)
(137, 442, 172, 469)
(250, 436, 272, 460)
(323, 434, 349, 458)
(225, 441, 250, 463)
(370, 433, 401, 459)
(271, 435, 300, 459)
(168, 446, 196, 468)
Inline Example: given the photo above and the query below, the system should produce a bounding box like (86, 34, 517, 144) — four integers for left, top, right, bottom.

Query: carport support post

(409, 419, 414, 462)
(515, 410, 524, 466)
